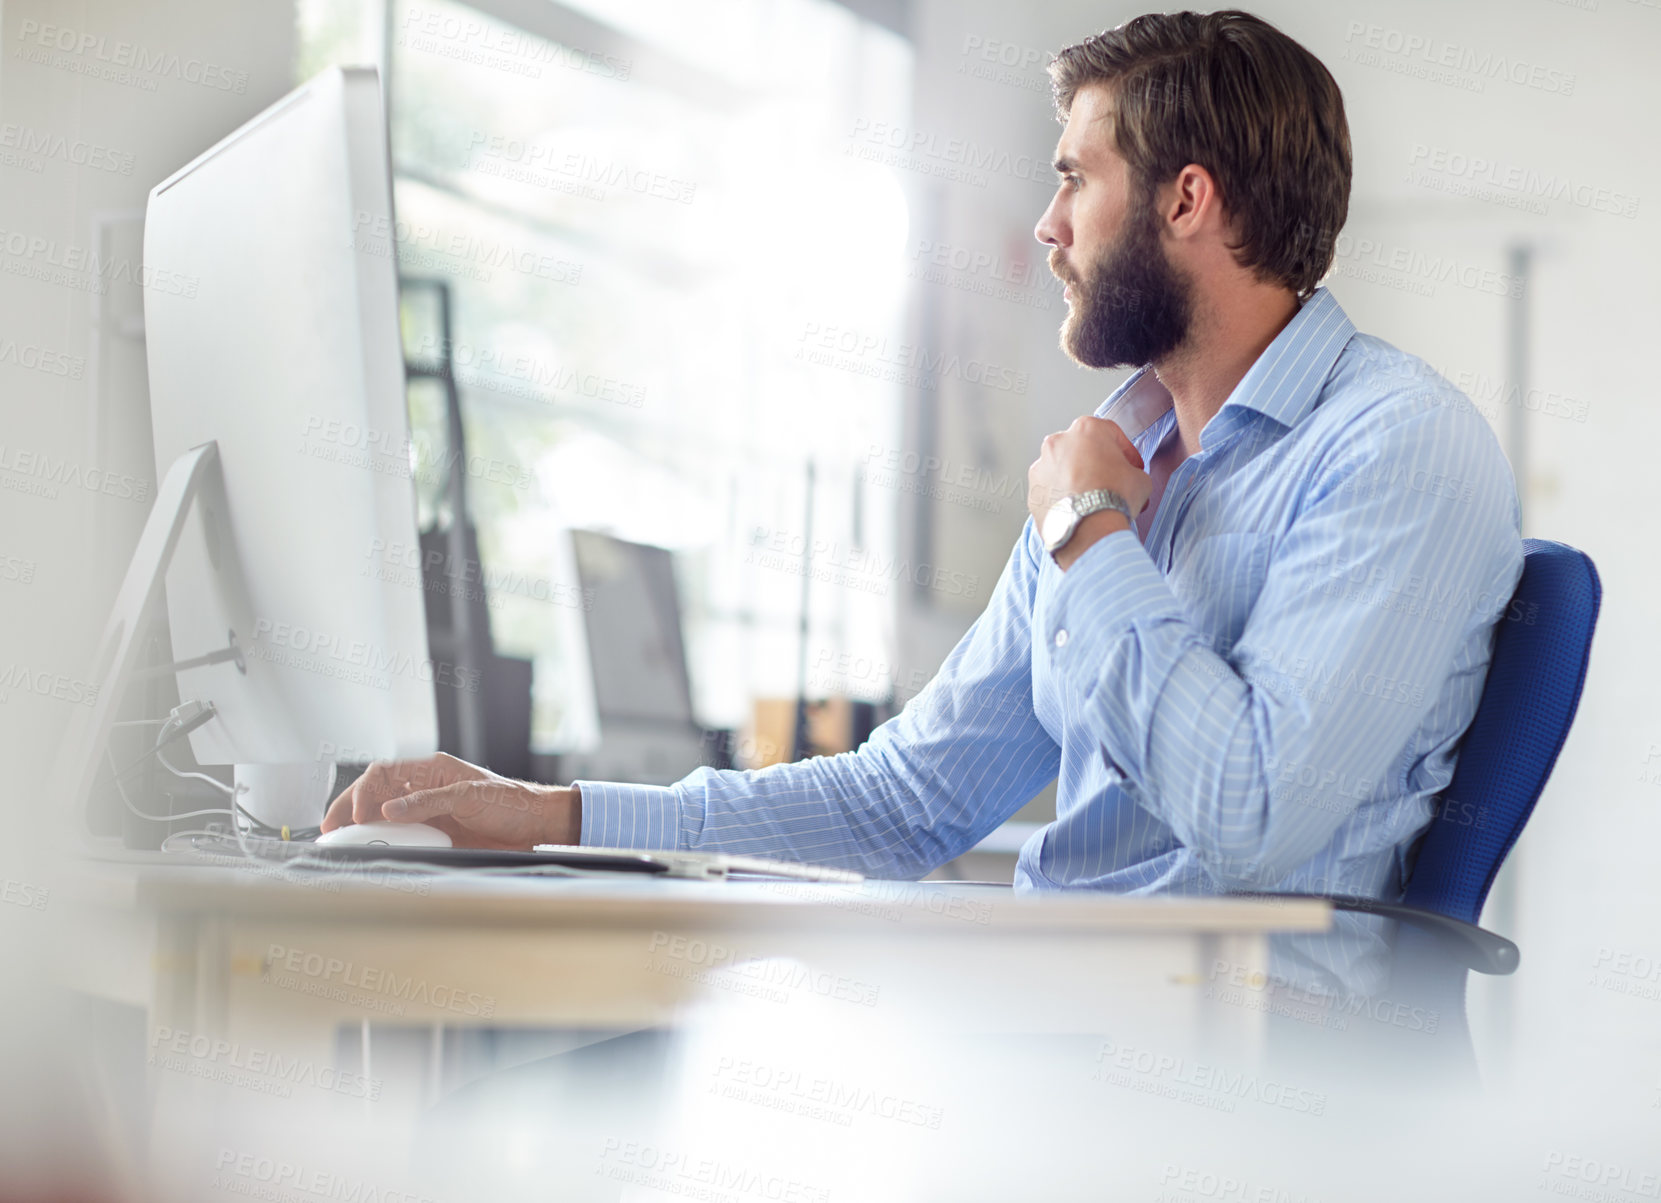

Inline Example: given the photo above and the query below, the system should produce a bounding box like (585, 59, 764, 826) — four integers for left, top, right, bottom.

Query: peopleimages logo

(747, 525, 980, 602)
(712, 1056, 946, 1129)
(211, 1150, 434, 1203)
(408, 334, 645, 410)
(467, 133, 696, 203)
(14, 19, 250, 93)
(249, 618, 482, 695)
(1093, 1040, 1328, 1117)
(0, 443, 153, 504)
(262, 944, 495, 1018)
(595, 1140, 829, 1203)
(350, 211, 584, 284)
(297, 415, 536, 491)
(1246, 645, 1427, 709)
(1407, 143, 1638, 219)
(0, 663, 98, 707)
(364, 538, 595, 613)
(796, 321, 1030, 395)
(645, 932, 882, 1007)
(1, 878, 49, 909)
(1540, 1150, 1661, 1198)
(0, 338, 85, 378)
(845, 118, 1053, 189)
(1156, 1163, 1325, 1203)
(907, 237, 1061, 311)
(1294, 221, 1523, 299)
(1339, 21, 1576, 96)
(150, 1027, 381, 1100)
(0, 227, 198, 298)
(0, 554, 36, 585)
(0, 124, 135, 174)
(956, 33, 1051, 95)
(1205, 959, 1440, 1035)
(400, 6, 632, 81)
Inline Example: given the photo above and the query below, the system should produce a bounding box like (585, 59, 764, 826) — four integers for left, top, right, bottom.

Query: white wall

(893, 0, 1137, 684)
(0, 0, 299, 818)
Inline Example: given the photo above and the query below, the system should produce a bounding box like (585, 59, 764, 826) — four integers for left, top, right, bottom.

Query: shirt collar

(1098, 286, 1357, 444)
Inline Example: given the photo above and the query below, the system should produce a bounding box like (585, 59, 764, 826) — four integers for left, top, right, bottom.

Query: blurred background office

(2, 0, 1658, 1159)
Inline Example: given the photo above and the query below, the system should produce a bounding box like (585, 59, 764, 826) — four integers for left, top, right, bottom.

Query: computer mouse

(313, 820, 453, 848)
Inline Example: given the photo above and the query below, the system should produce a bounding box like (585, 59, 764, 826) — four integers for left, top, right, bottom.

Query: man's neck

(1149, 287, 1301, 456)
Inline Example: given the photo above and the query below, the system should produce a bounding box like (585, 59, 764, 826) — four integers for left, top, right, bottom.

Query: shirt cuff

(1044, 528, 1185, 697)
(572, 779, 693, 851)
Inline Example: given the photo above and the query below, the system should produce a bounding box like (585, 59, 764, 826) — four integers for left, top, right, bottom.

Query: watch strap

(1070, 489, 1134, 524)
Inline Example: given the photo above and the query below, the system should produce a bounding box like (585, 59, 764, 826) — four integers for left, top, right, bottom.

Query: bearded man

(325, 10, 1522, 993)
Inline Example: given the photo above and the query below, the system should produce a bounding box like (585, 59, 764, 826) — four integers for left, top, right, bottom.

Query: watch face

(1041, 498, 1076, 550)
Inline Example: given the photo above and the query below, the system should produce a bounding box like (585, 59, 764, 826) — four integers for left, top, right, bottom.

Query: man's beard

(1051, 190, 1193, 370)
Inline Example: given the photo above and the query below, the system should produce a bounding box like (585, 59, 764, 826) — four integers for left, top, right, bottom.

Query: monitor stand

(53, 441, 339, 844)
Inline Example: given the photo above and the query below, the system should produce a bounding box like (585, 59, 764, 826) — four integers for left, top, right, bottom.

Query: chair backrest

(1403, 539, 1601, 925)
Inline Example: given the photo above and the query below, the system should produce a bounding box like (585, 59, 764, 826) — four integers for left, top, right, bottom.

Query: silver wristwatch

(1040, 489, 1135, 553)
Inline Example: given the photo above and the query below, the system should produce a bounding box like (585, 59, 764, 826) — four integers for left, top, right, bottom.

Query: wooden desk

(62, 858, 1331, 1068)
(45, 859, 1340, 1203)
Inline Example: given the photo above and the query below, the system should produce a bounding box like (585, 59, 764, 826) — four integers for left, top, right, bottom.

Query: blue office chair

(1267, 538, 1602, 1079)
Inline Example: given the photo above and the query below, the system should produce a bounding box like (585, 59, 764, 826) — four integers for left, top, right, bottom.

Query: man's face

(1035, 83, 1194, 369)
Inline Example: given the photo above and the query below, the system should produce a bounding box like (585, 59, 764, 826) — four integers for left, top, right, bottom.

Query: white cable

(231, 795, 255, 859)
(152, 715, 253, 820)
(155, 738, 241, 797)
(106, 705, 260, 835)
(107, 745, 236, 823)
(158, 828, 235, 854)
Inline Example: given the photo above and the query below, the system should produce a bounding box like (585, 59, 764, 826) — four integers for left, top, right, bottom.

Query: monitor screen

(572, 530, 695, 727)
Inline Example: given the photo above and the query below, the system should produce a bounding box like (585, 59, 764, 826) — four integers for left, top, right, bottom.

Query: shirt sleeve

(576, 528, 1063, 878)
(1041, 395, 1523, 889)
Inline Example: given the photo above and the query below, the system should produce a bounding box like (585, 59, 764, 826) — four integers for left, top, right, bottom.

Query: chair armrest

(923, 883, 1518, 974)
(1240, 893, 1519, 976)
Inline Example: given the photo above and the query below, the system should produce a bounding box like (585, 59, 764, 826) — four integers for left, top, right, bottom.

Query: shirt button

(1054, 629, 1069, 648)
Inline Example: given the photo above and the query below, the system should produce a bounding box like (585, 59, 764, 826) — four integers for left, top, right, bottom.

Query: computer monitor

(562, 531, 706, 785)
(572, 530, 696, 727)
(67, 66, 438, 831)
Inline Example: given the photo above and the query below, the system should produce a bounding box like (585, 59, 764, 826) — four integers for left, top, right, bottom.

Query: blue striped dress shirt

(576, 287, 1523, 993)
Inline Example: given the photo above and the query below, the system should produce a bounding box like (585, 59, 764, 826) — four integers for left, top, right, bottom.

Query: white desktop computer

(64, 66, 438, 834)
(57, 65, 858, 887)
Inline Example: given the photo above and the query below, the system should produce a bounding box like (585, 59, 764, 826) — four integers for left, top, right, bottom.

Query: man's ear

(1166, 163, 1223, 236)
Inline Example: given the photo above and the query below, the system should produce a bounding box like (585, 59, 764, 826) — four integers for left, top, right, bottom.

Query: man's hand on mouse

(320, 752, 581, 849)
(1027, 416, 1151, 569)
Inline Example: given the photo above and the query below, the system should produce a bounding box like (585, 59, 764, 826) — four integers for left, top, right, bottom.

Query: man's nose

(1035, 195, 1066, 248)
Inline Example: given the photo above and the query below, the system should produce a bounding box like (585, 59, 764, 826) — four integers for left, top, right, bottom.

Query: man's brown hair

(1049, 10, 1350, 299)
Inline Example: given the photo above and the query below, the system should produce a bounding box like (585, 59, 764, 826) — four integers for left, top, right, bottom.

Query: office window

(297, 0, 913, 753)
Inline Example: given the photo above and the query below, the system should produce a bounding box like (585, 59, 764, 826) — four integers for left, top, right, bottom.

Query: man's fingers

(1113, 427, 1144, 470)
(347, 762, 399, 819)
(348, 758, 447, 819)
(382, 783, 475, 823)
(354, 769, 397, 824)
(320, 790, 354, 832)
(321, 756, 483, 830)
(352, 764, 417, 823)
(1080, 417, 1143, 470)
